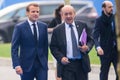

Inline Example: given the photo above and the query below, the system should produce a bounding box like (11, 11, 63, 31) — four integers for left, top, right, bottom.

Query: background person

(48, 4, 64, 80)
(50, 5, 94, 80)
(48, 4, 64, 33)
(48, 4, 64, 44)
(93, 1, 118, 80)
(11, 3, 48, 80)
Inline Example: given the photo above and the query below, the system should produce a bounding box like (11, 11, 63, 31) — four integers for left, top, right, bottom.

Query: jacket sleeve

(11, 24, 21, 68)
(85, 23, 94, 53)
(93, 18, 101, 48)
(50, 28, 65, 63)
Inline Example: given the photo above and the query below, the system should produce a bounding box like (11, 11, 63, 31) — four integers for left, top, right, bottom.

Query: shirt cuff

(96, 46, 101, 50)
(15, 66, 21, 70)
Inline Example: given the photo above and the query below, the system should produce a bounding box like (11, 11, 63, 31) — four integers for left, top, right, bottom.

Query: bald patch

(61, 5, 75, 13)
(103, 0, 112, 4)
(102, 0, 113, 8)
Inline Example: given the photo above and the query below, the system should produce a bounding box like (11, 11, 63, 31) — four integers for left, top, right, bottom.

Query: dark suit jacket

(93, 13, 117, 57)
(11, 20, 48, 72)
(50, 21, 94, 72)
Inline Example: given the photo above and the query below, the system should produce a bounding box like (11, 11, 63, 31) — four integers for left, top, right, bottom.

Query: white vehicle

(0, 0, 98, 43)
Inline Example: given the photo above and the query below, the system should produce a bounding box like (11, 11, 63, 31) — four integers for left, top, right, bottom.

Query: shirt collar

(65, 21, 76, 28)
(27, 18, 37, 26)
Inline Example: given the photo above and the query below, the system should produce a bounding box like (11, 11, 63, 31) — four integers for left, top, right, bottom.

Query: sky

(0, 0, 115, 16)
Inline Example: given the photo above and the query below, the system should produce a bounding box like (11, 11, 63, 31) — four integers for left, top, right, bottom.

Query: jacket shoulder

(15, 21, 28, 30)
(37, 21, 47, 26)
(96, 16, 102, 21)
(75, 20, 86, 25)
(54, 23, 64, 30)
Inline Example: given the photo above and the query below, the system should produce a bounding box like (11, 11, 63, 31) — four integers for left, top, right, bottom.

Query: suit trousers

(57, 62, 63, 78)
(100, 46, 118, 80)
(20, 56, 47, 80)
(62, 59, 88, 80)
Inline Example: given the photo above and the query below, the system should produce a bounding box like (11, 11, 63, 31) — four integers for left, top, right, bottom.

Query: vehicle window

(0, 11, 16, 20)
(76, 7, 92, 16)
(81, 8, 92, 14)
(15, 8, 26, 18)
(40, 5, 58, 15)
(72, 4, 87, 12)
(39, 4, 86, 16)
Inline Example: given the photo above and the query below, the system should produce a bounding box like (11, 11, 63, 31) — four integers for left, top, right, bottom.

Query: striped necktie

(69, 24, 79, 57)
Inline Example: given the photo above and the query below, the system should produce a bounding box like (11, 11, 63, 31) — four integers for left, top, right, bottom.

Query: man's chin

(109, 13, 113, 15)
(108, 12, 113, 16)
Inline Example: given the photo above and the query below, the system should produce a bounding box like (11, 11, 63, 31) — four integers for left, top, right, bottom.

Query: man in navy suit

(93, 1, 118, 80)
(50, 5, 94, 80)
(11, 3, 48, 80)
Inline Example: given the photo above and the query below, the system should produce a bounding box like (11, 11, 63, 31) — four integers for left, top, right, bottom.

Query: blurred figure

(48, 4, 64, 33)
(50, 5, 94, 80)
(11, 3, 48, 80)
(48, 4, 64, 80)
(93, 1, 118, 80)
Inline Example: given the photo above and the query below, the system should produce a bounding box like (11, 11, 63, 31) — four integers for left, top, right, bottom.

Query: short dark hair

(26, 3, 39, 12)
(102, 2, 106, 8)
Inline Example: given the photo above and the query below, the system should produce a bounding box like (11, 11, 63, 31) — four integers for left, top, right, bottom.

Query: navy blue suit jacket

(11, 20, 48, 72)
(93, 14, 117, 57)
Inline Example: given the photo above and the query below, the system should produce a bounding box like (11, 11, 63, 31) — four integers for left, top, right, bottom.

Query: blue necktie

(32, 23, 37, 43)
(69, 24, 79, 57)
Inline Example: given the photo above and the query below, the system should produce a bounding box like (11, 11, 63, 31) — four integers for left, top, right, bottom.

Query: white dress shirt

(27, 19, 39, 40)
(65, 22, 81, 59)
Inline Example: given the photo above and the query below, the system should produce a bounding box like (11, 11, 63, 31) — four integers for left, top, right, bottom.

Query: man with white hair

(93, 1, 118, 80)
(50, 5, 94, 80)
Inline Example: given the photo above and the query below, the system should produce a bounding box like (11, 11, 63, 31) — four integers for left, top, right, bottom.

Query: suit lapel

(75, 21, 84, 39)
(62, 24, 66, 45)
(61, 23, 67, 53)
(60, 23, 66, 45)
(37, 22, 41, 43)
(25, 21, 35, 40)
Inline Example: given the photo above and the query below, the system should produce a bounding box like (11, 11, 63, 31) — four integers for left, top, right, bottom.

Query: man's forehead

(104, 1, 113, 6)
(62, 5, 74, 11)
(106, 3, 113, 8)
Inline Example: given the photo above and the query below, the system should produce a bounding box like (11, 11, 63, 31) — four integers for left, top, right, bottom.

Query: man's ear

(26, 12, 28, 16)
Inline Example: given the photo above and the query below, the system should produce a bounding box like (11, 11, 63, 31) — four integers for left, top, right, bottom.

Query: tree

(115, 0, 120, 78)
(64, 0, 70, 5)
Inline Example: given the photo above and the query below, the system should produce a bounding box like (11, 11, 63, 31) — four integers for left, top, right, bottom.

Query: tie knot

(69, 24, 73, 28)
(32, 23, 36, 27)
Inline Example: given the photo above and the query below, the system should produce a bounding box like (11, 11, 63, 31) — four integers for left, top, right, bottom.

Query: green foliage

(0, 43, 53, 61)
(48, 48, 53, 61)
(0, 43, 11, 57)
(0, 44, 100, 64)
(89, 47, 100, 64)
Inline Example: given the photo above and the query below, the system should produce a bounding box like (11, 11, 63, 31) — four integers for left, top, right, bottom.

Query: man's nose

(67, 14, 71, 17)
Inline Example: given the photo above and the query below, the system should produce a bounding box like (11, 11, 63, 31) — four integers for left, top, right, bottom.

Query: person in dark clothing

(48, 4, 64, 80)
(48, 4, 64, 45)
(93, 1, 118, 80)
(48, 4, 64, 33)
(50, 5, 94, 80)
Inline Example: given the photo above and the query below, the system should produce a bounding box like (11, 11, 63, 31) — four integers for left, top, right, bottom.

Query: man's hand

(79, 44, 89, 53)
(61, 57, 70, 65)
(15, 66, 23, 75)
(97, 47, 104, 55)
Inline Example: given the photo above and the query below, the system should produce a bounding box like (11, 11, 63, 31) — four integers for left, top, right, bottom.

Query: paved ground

(0, 58, 116, 80)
